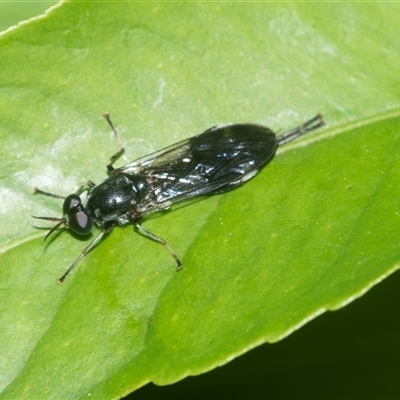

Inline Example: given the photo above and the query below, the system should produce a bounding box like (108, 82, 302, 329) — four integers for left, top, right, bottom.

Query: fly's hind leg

(134, 222, 183, 270)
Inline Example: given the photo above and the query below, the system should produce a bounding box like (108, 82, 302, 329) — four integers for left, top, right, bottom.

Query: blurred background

(131, 271, 400, 399)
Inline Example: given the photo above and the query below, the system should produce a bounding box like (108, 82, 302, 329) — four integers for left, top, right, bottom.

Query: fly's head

(33, 194, 92, 240)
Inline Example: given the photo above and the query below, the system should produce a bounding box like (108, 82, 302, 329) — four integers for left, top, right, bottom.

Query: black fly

(33, 113, 324, 284)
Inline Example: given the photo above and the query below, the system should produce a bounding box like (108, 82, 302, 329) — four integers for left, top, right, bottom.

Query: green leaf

(1, 2, 399, 398)
(0, 1, 57, 32)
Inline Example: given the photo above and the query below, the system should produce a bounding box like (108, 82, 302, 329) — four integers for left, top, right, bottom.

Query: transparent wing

(117, 124, 278, 214)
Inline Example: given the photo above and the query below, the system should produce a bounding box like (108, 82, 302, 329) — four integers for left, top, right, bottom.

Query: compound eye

(63, 194, 92, 235)
(63, 194, 82, 214)
(69, 210, 92, 235)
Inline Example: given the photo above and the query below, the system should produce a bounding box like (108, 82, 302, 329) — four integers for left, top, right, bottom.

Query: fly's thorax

(86, 173, 149, 224)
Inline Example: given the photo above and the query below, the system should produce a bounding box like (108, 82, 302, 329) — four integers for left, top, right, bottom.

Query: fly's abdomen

(191, 124, 278, 184)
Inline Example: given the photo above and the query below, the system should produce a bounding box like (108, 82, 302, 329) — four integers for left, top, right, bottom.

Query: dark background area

(130, 270, 400, 399)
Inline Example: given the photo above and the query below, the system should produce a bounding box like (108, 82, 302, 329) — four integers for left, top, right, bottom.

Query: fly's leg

(103, 113, 125, 172)
(75, 180, 96, 195)
(56, 222, 115, 285)
(33, 187, 65, 199)
(134, 222, 183, 270)
(277, 114, 325, 145)
(34, 181, 95, 199)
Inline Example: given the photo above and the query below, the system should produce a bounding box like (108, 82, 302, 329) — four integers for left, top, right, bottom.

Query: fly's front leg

(34, 181, 95, 199)
(33, 187, 65, 199)
(134, 222, 183, 270)
(57, 222, 115, 284)
(103, 113, 125, 172)
(75, 180, 96, 195)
